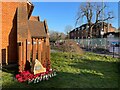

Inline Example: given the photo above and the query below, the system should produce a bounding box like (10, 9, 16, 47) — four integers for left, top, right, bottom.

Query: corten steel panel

(41, 39, 44, 67)
(18, 42, 23, 72)
(29, 16, 40, 21)
(22, 40, 27, 71)
(32, 38, 37, 62)
(0, 2, 2, 65)
(26, 24, 32, 62)
(2, 2, 19, 64)
(44, 20, 49, 34)
(27, 40, 31, 63)
(45, 37, 51, 69)
(17, 3, 28, 42)
(46, 46, 51, 69)
(27, 2, 34, 19)
(38, 39, 42, 63)
(28, 20, 47, 38)
(17, 3, 29, 70)
(43, 39, 46, 68)
(36, 38, 38, 54)
(2, 49, 6, 64)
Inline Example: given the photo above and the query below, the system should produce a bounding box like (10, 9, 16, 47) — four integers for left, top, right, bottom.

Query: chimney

(109, 24, 112, 27)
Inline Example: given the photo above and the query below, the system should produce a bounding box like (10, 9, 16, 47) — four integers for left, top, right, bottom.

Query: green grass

(1, 52, 119, 88)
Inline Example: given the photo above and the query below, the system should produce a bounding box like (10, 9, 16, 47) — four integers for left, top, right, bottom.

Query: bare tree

(76, 2, 114, 38)
(118, 27, 120, 30)
(64, 25, 73, 39)
(49, 30, 66, 42)
(49, 30, 58, 42)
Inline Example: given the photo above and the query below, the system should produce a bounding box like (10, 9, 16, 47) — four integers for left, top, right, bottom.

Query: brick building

(69, 22, 116, 39)
(1, 1, 51, 72)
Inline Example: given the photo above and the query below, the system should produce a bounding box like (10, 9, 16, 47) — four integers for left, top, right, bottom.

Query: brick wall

(108, 24, 115, 32)
(70, 23, 116, 39)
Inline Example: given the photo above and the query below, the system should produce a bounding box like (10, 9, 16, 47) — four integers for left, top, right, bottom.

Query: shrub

(53, 39, 84, 55)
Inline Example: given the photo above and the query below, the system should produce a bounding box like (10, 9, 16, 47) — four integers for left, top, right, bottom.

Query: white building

(107, 34, 120, 54)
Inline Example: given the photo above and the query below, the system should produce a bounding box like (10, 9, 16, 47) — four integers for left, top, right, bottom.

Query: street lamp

(81, 32, 83, 48)
(88, 36, 90, 50)
(111, 42, 116, 58)
(101, 28, 104, 37)
(101, 28, 104, 48)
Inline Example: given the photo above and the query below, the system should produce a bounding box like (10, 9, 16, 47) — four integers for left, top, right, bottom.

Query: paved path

(50, 49, 62, 53)
(50, 49, 59, 53)
(51, 49, 119, 58)
(95, 53, 119, 58)
(84, 49, 119, 58)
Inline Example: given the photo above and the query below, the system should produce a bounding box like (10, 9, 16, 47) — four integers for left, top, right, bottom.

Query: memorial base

(16, 69, 56, 84)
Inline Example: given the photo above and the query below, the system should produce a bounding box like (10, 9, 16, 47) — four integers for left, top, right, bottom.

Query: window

(33, 41, 37, 44)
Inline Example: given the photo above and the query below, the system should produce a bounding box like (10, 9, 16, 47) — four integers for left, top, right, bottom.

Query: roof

(28, 20, 47, 38)
(70, 22, 116, 33)
(103, 32, 120, 37)
(70, 23, 88, 33)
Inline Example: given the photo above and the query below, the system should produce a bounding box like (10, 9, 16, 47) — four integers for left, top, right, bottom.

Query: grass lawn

(1, 52, 119, 88)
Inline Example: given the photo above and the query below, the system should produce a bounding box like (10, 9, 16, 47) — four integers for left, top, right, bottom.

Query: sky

(31, 2, 119, 33)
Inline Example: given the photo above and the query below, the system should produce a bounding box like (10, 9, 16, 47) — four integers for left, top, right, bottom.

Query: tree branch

(95, 4, 107, 23)
(98, 16, 114, 22)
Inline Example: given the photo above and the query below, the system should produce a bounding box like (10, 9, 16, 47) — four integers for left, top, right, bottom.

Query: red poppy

(16, 74, 20, 79)
(18, 77, 24, 82)
(16, 68, 55, 83)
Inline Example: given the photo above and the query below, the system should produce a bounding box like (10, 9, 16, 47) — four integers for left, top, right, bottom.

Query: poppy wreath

(16, 68, 56, 84)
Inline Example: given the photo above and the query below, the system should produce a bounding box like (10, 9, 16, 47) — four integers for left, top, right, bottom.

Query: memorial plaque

(31, 59, 46, 75)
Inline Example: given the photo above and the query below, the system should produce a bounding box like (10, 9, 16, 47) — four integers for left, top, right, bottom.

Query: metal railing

(73, 38, 109, 50)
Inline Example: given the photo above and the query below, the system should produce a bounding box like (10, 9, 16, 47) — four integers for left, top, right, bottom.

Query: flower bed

(16, 69, 56, 84)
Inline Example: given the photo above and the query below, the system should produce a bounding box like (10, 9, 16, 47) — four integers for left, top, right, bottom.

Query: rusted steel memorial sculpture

(1, 1, 56, 83)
